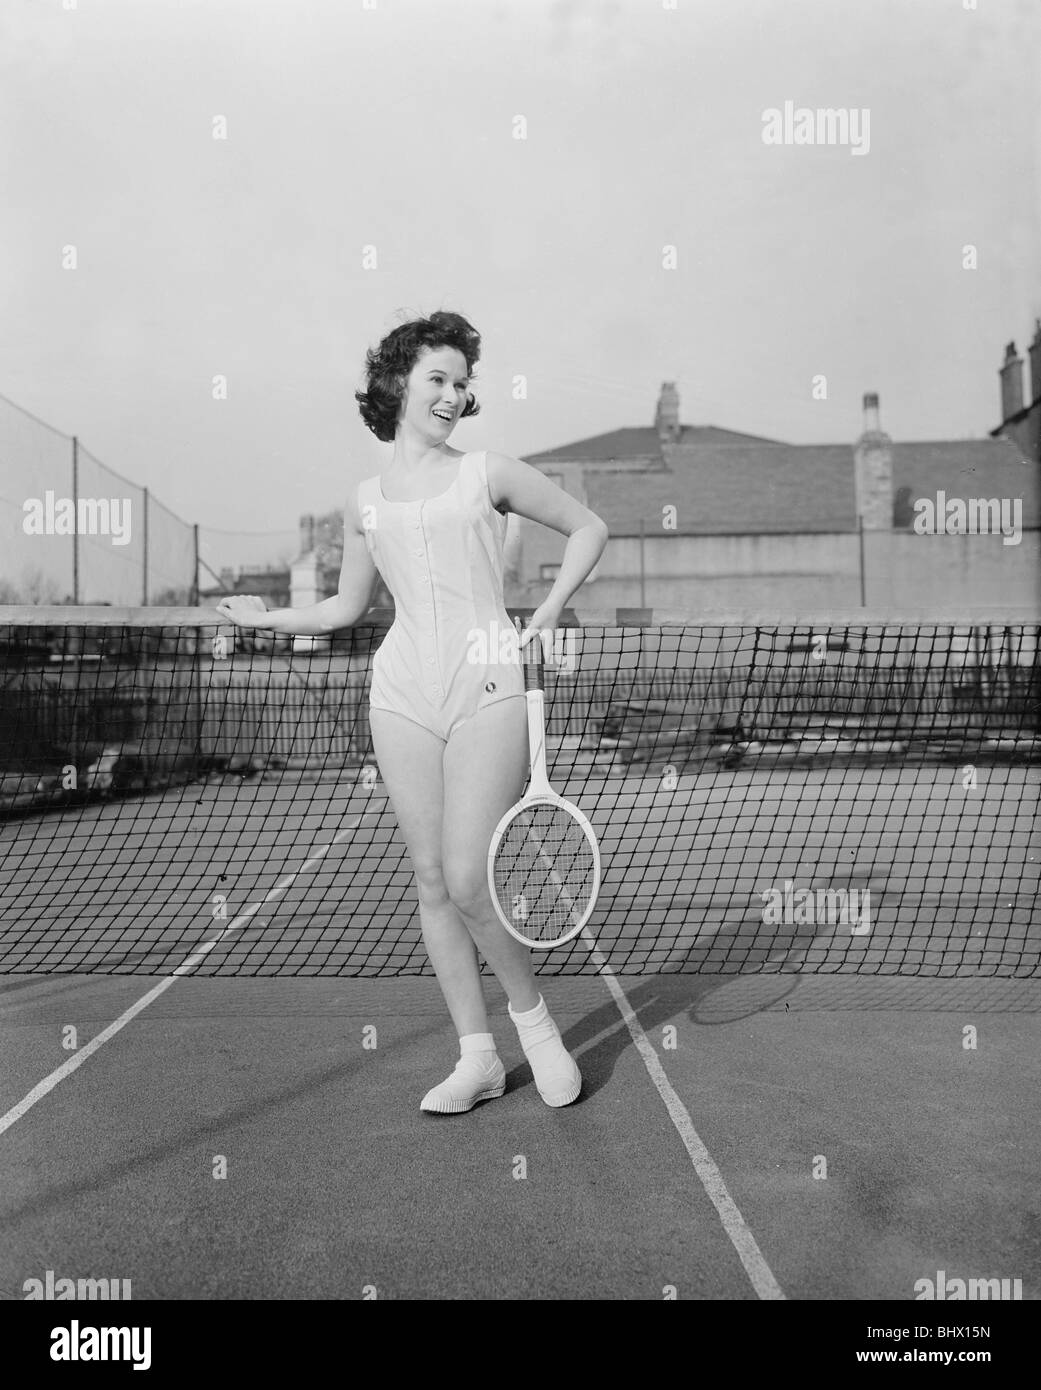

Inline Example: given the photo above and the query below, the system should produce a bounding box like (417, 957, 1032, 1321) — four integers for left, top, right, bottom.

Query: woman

(218, 311, 608, 1113)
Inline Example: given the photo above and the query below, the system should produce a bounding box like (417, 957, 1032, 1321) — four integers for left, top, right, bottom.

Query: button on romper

(358, 451, 525, 742)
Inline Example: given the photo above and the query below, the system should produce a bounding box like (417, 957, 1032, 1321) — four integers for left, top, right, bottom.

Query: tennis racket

(487, 624, 601, 949)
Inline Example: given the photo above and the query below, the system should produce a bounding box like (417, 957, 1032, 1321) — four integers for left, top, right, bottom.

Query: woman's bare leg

(368, 707, 488, 1036)
(440, 697, 539, 1011)
(441, 697, 581, 1105)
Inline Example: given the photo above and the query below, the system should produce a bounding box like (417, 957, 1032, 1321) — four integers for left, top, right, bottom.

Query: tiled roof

(524, 423, 782, 463)
(892, 440, 1039, 528)
(547, 436, 1038, 533)
(583, 443, 853, 533)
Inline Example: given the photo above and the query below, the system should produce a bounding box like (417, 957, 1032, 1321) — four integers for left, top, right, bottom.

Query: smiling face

(399, 344, 471, 443)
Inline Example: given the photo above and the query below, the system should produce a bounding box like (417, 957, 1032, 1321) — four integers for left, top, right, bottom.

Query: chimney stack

(299, 513, 316, 556)
(999, 342, 1024, 422)
(1028, 321, 1041, 406)
(654, 382, 681, 444)
(854, 392, 893, 530)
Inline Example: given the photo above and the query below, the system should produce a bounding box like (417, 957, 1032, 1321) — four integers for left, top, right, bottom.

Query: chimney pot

(999, 341, 1025, 422)
(854, 393, 893, 530)
(654, 382, 681, 444)
(1028, 320, 1041, 406)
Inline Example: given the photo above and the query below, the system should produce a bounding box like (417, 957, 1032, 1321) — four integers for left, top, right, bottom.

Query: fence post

(142, 487, 149, 605)
(72, 436, 79, 604)
(639, 518, 646, 608)
(857, 514, 866, 606)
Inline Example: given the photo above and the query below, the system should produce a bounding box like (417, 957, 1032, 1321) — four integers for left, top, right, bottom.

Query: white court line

(530, 839, 785, 1300)
(0, 809, 382, 1139)
(582, 929, 786, 1300)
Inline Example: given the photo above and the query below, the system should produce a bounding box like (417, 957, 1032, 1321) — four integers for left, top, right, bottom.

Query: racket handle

(523, 631, 546, 692)
(514, 613, 547, 692)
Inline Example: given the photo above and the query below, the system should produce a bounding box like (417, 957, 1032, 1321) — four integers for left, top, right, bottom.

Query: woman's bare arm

(217, 487, 379, 635)
(486, 451, 608, 616)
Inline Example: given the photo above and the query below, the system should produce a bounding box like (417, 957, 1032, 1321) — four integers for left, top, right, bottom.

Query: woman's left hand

(518, 602, 564, 653)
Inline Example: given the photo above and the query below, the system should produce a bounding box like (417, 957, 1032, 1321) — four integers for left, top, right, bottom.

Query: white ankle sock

(420, 1032, 505, 1114)
(460, 1032, 497, 1059)
(508, 996, 582, 1107)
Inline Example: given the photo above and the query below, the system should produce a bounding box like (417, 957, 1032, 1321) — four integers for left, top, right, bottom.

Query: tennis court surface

(1, 607, 1038, 1299)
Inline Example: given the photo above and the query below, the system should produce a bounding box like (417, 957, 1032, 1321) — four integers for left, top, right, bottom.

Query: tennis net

(1, 605, 1038, 977)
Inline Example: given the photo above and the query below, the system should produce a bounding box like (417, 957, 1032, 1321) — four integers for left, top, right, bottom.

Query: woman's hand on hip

(518, 602, 564, 653)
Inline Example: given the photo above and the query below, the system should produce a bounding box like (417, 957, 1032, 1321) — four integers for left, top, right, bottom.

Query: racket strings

(491, 804, 597, 944)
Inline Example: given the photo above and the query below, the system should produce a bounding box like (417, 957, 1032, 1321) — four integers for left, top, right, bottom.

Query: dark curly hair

(355, 310, 482, 442)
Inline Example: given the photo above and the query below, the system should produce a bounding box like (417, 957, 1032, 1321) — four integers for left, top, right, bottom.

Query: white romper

(357, 451, 525, 742)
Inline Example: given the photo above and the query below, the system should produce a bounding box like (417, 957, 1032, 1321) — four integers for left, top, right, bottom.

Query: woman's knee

(442, 860, 489, 921)
(413, 860, 450, 909)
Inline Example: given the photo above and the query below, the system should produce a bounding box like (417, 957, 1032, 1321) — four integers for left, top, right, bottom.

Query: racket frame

(486, 626, 601, 949)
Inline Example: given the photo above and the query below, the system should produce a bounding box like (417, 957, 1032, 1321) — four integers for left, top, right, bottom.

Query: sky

(2, 0, 1039, 590)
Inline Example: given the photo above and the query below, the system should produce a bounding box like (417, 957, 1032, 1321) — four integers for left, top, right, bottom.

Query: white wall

(513, 525, 1041, 612)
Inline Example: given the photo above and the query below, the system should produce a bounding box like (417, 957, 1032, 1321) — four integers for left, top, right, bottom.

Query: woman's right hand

(216, 594, 269, 628)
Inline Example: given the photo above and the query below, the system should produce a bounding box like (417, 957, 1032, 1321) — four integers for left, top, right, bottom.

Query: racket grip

(514, 615, 545, 691)
(524, 635, 545, 691)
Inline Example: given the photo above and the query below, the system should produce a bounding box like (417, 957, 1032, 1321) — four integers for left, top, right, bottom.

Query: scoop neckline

(376, 452, 473, 504)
